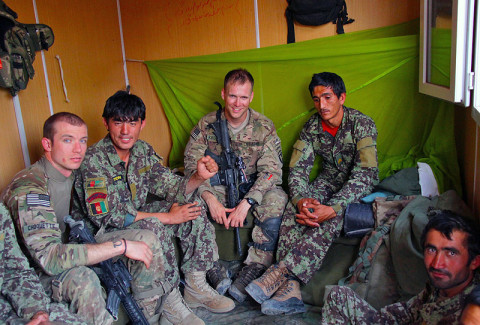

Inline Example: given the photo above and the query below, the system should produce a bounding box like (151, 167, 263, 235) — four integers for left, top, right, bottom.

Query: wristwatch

(245, 197, 258, 207)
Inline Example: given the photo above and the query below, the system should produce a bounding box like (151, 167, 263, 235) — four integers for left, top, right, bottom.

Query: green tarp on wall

(145, 20, 460, 194)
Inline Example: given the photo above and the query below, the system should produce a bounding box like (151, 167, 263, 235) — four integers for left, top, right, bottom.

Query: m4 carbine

(205, 102, 250, 256)
(64, 215, 149, 325)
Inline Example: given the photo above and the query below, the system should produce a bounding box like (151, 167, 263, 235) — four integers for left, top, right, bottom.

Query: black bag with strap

(285, 0, 354, 43)
(0, 0, 54, 95)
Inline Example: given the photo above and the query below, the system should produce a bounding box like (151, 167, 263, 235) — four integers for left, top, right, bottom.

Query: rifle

(205, 102, 251, 256)
(64, 215, 149, 325)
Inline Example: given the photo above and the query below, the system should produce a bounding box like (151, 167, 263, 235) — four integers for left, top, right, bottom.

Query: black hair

(43, 112, 86, 142)
(420, 210, 480, 264)
(308, 72, 346, 98)
(102, 90, 146, 122)
(224, 69, 254, 90)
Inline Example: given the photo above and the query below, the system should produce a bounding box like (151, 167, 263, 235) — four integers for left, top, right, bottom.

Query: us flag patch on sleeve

(191, 126, 201, 141)
(26, 193, 51, 207)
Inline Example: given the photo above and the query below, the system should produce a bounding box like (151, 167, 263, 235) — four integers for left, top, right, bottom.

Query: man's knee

(54, 266, 103, 301)
(251, 216, 283, 252)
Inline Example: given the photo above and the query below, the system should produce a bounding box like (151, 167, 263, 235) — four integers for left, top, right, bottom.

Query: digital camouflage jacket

(289, 107, 379, 215)
(72, 135, 190, 231)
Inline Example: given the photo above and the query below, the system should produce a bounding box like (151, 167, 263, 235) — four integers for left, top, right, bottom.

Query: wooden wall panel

(36, 0, 126, 145)
(258, 0, 420, 47)
(120, 0, 258, 159)
(0, 0, 125, 192)
(0, 90, 24, 191)
(455, 107, 480, 217)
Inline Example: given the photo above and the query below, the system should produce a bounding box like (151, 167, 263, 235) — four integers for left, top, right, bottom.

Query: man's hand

(166, 202, 202, 224)
(197, 155, 218, 181)
(226, 199, 250, 229)
(296, 198, 336, 227)
(202, 192, 234, 228)
(27, 311, 49, 325)
(124, 240, 153, 269)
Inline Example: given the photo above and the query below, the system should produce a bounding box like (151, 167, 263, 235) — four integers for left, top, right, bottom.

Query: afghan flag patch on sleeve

(89, 201, 108, 216)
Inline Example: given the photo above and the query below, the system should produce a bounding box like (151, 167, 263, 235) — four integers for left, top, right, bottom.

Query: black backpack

(0, 1, 54, 96)
(285, 0, 354, 43)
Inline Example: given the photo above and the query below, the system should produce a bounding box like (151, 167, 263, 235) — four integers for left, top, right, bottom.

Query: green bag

(0, 0, 54, 95)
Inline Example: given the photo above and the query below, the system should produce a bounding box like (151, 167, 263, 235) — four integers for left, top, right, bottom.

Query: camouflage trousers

(277, 183, 343, 284)
(41, 266, 113, 325)
(207, 186, 287, 267)
(129, 202, 218, 287)
(97, 227, 170, 323)
(321, 285, 406, 325)
(2, 297, 87, 325)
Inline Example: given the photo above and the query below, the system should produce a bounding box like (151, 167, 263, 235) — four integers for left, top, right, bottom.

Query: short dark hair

(102, 90, 146, 122)
(421, 210, 480, 264)
(43, 112, 86, 142)
(308, 72, 346, 98)
(224, 69, 254, 90)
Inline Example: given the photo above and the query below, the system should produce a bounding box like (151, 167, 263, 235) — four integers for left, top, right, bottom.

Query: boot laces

(190, 272, 219, 297)
(236, 263, 266, 288)
(259, 264, 287, 288)
(207, 262, 229, 287)
(164, 288, 194, 319)
(275, 279, 295, 298)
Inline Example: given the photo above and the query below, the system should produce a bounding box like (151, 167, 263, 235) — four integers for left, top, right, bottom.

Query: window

(419, 0, 480, 124)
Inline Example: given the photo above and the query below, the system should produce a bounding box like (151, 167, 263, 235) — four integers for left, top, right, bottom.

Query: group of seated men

(0, 69, 478, 324)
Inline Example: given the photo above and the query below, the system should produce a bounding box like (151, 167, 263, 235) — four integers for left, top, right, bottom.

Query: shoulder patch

(191, 126, 201, 141)
(151, 154, 164, 165)
(289, 140, 307, 168)
(86, 178, 106, 188)
(89, 201, 108, 216)
(26, 193, 51, 207)
(274, 138, 283, 164)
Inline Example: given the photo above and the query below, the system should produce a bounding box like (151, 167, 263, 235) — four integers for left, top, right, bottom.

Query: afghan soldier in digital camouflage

(184, 68, 288, 303)
(72, 90, 234, 325)
(2, 112, 161, 325)
(0, 202, 85, 325)
(322, 211, 480, 325)
(246, 72, 379, 315)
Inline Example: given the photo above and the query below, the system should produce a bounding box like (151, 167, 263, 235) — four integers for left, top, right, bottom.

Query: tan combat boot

(245, 262, 289, 304)
(261, 278, 306, 315)
(184, 271, 235, 313)
(160, 287, 205, 325)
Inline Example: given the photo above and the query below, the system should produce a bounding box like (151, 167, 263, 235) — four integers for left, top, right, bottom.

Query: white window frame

(419, 0, 475, 109)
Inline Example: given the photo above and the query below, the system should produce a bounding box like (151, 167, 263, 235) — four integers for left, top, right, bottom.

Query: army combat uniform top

(72, 135, 218, 289)
(276, 107, 379, 283)
(0, 203, 85, 324)
(322, 282, 476, 324)
(184, 108, 288, 266)
(2, 157, 112, 324)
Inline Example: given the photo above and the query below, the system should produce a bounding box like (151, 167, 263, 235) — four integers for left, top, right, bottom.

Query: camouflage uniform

(322, 282, 476, 324)
(72, 135, 218, 288)
(0, 203, 85, 325)
(184, 108, 288, 266)
(277, 107, 378, 283)
(1, 157, 112, 325)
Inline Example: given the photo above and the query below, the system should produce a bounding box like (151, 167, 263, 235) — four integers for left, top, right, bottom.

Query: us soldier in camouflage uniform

(246, 72, 379, 315)
(72, 91, 234, 325)
(184, 68, 288, 303)
(2, 112, 162, 325)
(322, 211, 480, 325)
(0, 203, 85, 325)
